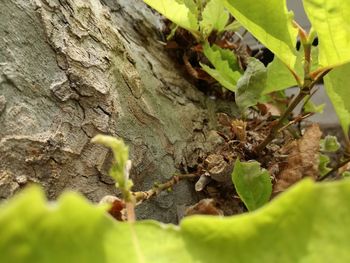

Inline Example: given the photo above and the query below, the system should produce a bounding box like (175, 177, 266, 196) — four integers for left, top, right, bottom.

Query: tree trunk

(0, 0, 237, 223)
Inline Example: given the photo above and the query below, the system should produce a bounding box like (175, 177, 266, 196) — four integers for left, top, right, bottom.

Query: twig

(300, 88, 319, 112)
(310, 68, 332, 87)
(254, 88, 310, 153)
(254, 61, 331, 153)
(132, 173, 199, 203)
(278, 112, 314, 133)
(317, 158, 350, 181)
(126, 203, 136, 222)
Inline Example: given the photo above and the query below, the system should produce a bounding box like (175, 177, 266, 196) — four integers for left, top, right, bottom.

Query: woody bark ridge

(0, 0, 239, 222)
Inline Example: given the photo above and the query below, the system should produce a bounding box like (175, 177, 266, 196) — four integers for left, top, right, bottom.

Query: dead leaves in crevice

(273, 124, 322, 193)
(184, 110, 325, 216)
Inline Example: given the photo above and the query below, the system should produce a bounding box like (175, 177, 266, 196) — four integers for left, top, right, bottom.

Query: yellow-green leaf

(143, 0, 199, 34)
(265, 46, 319, 94)
(324, 63, 350, 138)
(200, 0, 229, 37)
(303, 0, 350, 67)
(2, 180, 350, 262)
(221, 0, 297, 67)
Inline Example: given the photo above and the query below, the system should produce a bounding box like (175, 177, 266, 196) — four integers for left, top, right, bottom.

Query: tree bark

(0, 0, 237, 223)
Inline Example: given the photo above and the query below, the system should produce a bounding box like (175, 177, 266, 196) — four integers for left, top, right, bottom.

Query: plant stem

(126, 202, 136, 222)
(133, 173, 199, 203)
(254, 33, 332, 154)
(278, 112, 314, 133)
(317, 158, 350, 181)
(254, 88, 310, 153)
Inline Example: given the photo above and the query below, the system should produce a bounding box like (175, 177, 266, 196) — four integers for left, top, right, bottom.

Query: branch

(278, 112, 314, 133)
(254, 88, 310, 153)
(132, 173, 200, 203)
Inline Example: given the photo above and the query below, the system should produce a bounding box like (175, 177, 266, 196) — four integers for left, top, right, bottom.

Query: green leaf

(318, 154, 331, 177)
(304, 98, 325, 114)
(265, 55, 299, 94)
(143, 0, 199, 34)
(224, 20, 241, 32)
(303, 0, 350, 67)
(182, 0, 198, 16)
(200, 0, 229, 37)
(324, 63, 350, 138)
(0, 187, 115, 263)
(0, 183, 350, 263)
(0, 186, 186, 263)
(231, 159, 272, 211)
(221, 0, 297, 67)
(342, 171, 350, 178)
(320, 135, 341, 153)
(3, 180, 350, 262)
(201, 42, 242, 91)
(181, 179, 350, 262)
(265, 46, 319, 94)
(235, 58, 267, 111)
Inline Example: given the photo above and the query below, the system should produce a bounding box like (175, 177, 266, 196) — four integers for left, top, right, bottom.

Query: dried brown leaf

(257, 103, 281, 116)
(99, 195, 126, 221)
(185, 199, 224, 216)
(274, 124, 322, 193)
(231, 119, 247, 141)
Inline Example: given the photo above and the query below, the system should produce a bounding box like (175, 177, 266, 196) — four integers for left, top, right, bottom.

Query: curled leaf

(235, 57, 267, 112)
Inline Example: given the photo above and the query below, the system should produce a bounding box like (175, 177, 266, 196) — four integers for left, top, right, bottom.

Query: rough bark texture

(0, 0, 237, 223)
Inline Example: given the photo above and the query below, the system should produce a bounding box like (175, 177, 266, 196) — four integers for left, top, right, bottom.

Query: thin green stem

(307, 27, 317, 44)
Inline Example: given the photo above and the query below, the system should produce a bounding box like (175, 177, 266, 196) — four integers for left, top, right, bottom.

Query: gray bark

(0, 0, 237, 223)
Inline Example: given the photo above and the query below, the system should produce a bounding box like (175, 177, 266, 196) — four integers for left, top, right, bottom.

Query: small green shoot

(320, 135, 341, 153)
(201, 42, 242, 91)
(91, 135, 135, 221)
